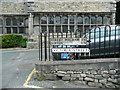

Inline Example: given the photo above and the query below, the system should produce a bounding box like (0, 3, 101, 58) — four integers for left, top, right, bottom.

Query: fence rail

(38, 25, 120, 61)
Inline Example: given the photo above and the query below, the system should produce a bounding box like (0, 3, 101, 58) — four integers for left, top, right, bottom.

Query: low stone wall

(27, 42, 38, 49)
(35, 58, 120, 88)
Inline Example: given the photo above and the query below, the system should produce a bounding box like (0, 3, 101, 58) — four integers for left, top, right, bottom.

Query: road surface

(1, 48, 39, 88)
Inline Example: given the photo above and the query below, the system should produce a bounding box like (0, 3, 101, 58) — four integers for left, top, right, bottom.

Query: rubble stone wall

(33, 2, 112, 12)
(35, 58, 120, 88)
(0, 1, 116, 14)
(0, 2, 27, 14)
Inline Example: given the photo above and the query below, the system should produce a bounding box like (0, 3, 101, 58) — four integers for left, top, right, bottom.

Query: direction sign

(52, 48, 90, 53)
(50, 38, 87, 45)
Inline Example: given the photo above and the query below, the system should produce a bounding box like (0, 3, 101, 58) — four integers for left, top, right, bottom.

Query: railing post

(41, 33, 42, 61)
(108, 25, 111, 57)
(48, 32, 50, 61)
(44, 32, 47, 61)
(38, 34, 40, 60)
(104, 26, 107, 57)
(89, 29, 91, 59)
(94, 28, 96, 57)
(98, 27, 101, 58)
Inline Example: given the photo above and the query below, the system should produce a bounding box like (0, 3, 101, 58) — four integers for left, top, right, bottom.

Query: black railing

(38, 25, 120, 61)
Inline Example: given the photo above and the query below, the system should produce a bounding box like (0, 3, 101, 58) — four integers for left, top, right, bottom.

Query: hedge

(0, 34, 28, 48)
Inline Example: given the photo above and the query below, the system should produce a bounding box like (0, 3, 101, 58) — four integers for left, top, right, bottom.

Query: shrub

(19, 38, 28, 48)
(1, 34, 28, 48)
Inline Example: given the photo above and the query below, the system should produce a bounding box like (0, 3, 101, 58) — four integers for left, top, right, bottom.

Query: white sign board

(52, 48, 90, 53)
(50, 38, 87, 45)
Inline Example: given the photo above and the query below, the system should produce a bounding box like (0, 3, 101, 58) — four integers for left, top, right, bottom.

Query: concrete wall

(35, 58, 120, 88)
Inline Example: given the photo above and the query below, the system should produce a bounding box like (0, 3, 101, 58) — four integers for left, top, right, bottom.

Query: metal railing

(38, 25, 120, 61)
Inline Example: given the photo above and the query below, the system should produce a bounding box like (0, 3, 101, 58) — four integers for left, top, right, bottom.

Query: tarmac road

(1, 48, 39, 88)
(0, 48, 94, 89)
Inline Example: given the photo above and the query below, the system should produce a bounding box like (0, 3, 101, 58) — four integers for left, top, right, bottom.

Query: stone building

(0, 0, 117, 37)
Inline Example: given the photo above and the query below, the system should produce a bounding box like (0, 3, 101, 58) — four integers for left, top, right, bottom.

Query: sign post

(50, 37, 90, 60)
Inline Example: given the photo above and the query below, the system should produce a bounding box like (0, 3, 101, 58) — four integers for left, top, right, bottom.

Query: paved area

(0, 48, 95, 89)
(1, 48, 39, 88)
(28, 80, 92, 88)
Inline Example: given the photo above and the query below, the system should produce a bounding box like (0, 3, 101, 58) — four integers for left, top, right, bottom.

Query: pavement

(28, 80, 92, 88)
(1, 48, 39, 88)
(1, 48, 94, 89)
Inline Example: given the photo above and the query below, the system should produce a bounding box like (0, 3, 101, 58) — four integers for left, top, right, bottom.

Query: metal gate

(38, 25, 120, 61)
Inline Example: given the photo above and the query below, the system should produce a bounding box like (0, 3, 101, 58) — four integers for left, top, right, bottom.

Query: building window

(41, 26, 47, 33)
(0, 27, 3, 34)
(62, 16, 68, 24)
(84, 26, 90, 33)
(84, 16, 90, 24)
(0, 19, 3, 26)
(77, 16, 83, 24)
(56, 26, 61, 33)
(6, 27, 11, 33)
(41, 16, 47, 24)
(13, 27, 17, 33)
(48, 16, 54, 24)
(91, 16, 96, 24)
(48, 25, 54, 33)
(4, 16, 28, 34)
(78, 25, 83, 32)
(6, 18, 11, 26)
(34, 16, 39, 25)
(32, 13, 112, 34)
(70, 25, 74, 32)
(103, 16, 110, 25)
(56, 16, 61, 24)
(34, 26, 39, 35)
(69, 16, 74, 24)
(18, 18, 24, 26)
(63, 25, 68, 33)
(12, 18, 17, 26)
(97, 16, 102, 24)
(19, 27, 25, 34)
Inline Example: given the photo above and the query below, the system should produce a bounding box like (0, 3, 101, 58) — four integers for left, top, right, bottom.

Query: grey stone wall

(0, 1, 116, 14)
(0, 2, 27, 14)
(32, 2, 113, 12)
(35, 58, 120, 88)
(34, 0, 116, 2)
(27, 42, 38, 49)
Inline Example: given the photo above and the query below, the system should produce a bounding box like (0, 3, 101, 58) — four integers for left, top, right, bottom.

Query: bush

(19, 38, 28, 48)
(1, 34, 28, 48)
